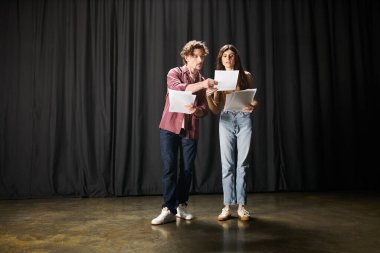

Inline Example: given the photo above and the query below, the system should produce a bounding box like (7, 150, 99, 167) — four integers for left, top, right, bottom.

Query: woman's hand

(242, 100, 258, 113)
(242, 105, 254, 113)
(206, 86, 218, 97)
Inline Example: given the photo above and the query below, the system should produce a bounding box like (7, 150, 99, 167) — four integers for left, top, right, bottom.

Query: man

(152, 40, 217, 225)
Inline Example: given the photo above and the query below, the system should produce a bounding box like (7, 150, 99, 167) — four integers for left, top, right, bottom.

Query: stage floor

(0, 192, 379, 253)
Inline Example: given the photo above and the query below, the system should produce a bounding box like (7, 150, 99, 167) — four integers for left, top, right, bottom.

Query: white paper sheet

(224, 88, 257, 111)
(168, 89, 196, 114)
(214, 70, 239, 91)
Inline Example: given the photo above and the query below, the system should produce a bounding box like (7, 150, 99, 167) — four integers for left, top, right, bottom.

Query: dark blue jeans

(160, 129, 197, 214)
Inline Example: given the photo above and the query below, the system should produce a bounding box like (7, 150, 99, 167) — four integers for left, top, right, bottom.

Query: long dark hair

(216, 44, 249, 90)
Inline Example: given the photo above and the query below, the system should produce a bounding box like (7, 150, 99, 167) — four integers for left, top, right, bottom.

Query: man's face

(185, 48, 205, 72)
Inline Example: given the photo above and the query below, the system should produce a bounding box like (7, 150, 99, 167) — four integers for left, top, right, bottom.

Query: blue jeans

(219, 111, 252, 205)
(160, 129, 197, 214)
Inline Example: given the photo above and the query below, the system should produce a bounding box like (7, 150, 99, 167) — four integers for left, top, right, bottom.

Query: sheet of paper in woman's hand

(224, 88, 257, 111)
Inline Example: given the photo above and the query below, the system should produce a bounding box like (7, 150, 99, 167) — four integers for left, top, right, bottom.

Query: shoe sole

(151, 220, 176, 225)
(176, 215, 193, 220)
(218, 215, 231, 221)
(151, 217, 176, 225)
(238, 216, 250, 221)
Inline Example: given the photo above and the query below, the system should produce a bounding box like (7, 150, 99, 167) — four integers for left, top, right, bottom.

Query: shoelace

(221, 208, 230, 216)
(178, 206, 189, 214)
(238, 208, 249, 216)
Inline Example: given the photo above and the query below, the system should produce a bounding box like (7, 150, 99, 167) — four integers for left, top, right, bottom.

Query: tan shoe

(218, 207, 231, 221)
(237, 206, 250, 221)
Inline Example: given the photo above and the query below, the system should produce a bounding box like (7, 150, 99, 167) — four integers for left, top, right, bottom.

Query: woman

(207, 44, 258, 221)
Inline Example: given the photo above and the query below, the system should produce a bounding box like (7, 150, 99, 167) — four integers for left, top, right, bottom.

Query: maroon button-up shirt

(159, 65, 208, 139)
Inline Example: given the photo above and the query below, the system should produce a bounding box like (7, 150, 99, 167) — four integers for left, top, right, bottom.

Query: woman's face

(221, 49, 236, 69)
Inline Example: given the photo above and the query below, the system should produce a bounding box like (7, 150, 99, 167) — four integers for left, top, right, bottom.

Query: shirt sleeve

(193, 89, 208, 118)
(167, 67, 187, 91)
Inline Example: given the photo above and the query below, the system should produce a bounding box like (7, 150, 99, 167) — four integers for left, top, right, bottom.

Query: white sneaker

(218, 207, 231, 221)
(237, 206, 250, 221)
(151, 207, 176, 225)
(176, 204, 193, 220)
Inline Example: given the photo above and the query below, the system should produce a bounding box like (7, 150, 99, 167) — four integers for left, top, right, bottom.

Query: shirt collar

(181, 65, 190, 74)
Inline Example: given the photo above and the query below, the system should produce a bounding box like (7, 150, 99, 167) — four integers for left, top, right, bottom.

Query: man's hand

(202, 79, 217, 89)
(185, 104, 197, 114)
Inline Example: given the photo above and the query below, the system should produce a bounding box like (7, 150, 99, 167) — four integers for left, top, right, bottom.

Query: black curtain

(1, 0, 379, 198)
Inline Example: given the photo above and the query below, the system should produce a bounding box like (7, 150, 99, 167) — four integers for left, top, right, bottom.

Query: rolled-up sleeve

(167, 68, 187, 91)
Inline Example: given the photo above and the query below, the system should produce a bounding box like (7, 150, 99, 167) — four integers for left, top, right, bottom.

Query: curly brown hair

(180, 40, 209, 64)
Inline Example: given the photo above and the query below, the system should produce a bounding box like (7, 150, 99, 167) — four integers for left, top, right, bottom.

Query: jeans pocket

(239, 112, 251, 118)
